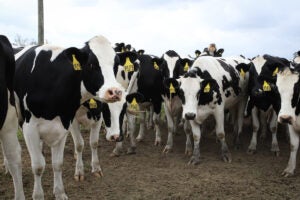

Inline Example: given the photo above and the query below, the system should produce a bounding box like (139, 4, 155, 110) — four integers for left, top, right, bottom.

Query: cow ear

(118, 51, 138, 66)
(200, 79, 218, 93)
(163, 78, 180, 89)
(217, 48, 224, 55)
(137, 49, 145, 55)
(236, 63, 251, 72)
(126, 92, 144, 103)
(152, 57, 165, 70)
(64, 47, 88, 68)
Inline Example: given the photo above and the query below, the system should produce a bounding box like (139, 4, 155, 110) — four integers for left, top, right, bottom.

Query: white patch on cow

(277, 68, 300, 126)
(163, 54, 179, 78)
(30, 45, 64, 73)
(80, 82, 93, 103)
(251, 55, 267, 75)
(105, 96, 125, 141)
(88, 35, 124, 100)
(294, 56, 300, 64)
(15, 45, 35, 60)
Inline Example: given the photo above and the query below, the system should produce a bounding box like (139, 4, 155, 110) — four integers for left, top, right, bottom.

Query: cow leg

(214, 109, 231, 163)
(259, 110, 268, 142)
(163, 103, 174, 153)
(147, 105, 154, 130)
(184, 120, 193, 156)
(90, 121, 103, 177)
(23, 123, 45, 200)
(153, 102, 162, 146)
(51, 135, 68, 200)
(269, 110, 279, 156)
(0, 125, 25, 200)
(188, 120, 201, 165)
(70, 120, 84, 181)
(234, 100, 246, 149)
(136, 111, 146, 142)
(127, 113, 137, 154)
(248, 107, 259, 154)
(282, 125, 299, 177)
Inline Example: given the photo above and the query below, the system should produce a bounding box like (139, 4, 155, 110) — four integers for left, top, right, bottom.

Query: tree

(13, 34, 37, 46)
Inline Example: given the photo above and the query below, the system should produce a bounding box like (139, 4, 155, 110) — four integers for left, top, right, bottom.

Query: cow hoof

(222, 152, 232, 163)
(127, 147, 136, 155)
(188, 156, 200, 165)
(136, 137, 144, 142)
(74, 175, 84, 181)
(282, 170, 294, 177)
(111, 148, 122, 157)
(93, 171, 103, 178)
(185, 149, 192, 156)
(162, 146, 172, 154)
(154, 140, 162, 146)
(55, 193, 68, 200)
(110, 152, 120, 157)
(273, 151, 280, 157)
(247, 149, 257, 155)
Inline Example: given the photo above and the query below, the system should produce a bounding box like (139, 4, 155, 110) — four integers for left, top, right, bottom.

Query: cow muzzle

(185, 112, 196, 120)
(107, 134, 123, 142)
(104, 88, 123, 102)
(278, 115, 293, 124)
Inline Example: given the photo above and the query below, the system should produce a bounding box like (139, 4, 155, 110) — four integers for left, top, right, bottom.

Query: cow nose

(279, 115, 293, 124)
(109, 134, 120, 142)
(185, 113, 196, 120)
(105, 88, 122, 102)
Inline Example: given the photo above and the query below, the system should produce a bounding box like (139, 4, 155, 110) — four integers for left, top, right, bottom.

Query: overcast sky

(1, 0, 299, 59)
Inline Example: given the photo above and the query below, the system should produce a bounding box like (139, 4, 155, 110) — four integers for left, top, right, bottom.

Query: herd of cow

(1, 34, 300, 199)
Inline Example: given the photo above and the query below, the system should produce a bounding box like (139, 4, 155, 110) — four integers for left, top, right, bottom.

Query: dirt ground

(1, 117, 300, 200)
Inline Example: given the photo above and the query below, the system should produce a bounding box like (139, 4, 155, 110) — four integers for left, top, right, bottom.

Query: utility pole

(38, 0, 44, 45)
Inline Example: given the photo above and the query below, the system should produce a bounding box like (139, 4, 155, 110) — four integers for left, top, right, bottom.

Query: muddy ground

(1, 117, 300, 199)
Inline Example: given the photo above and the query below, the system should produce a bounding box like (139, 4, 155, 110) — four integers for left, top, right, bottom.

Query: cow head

(82, 36, 125, 104)
(125, 92, 145, 115)
(277, 63, 300, 125)
(245, 55, 290, 116)
(177, 71, 221, 120)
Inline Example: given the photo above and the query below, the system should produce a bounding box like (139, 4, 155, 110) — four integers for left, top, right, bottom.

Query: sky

(0, 0, 299, 59)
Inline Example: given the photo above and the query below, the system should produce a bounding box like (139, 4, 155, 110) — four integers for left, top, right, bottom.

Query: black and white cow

(176, 55, 250, 164)
(14, 35, 124, 199)
(276, 51, 300, 176)
(161, 50, 193, 153)
(245, 55, 290, 156)
(201, 43, 224, 57)
(125, 54, 168, 150)
(0, 35, 25, 200)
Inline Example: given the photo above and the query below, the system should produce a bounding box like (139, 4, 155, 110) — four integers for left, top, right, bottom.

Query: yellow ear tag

(169, 83, 175, 94)
(153, 62, 159, 70)
(184, 62, 189, 72)
(121, 47, 125, 53)
(204, 83, 210, 93)
(273, 67, 278, 76)
(72, 54, 81, 71)
(89, 98, 97, 109)
(240, 68, 245, 79)
(263, 80, 271, 91)
(124, 57, 134, 72)
(129, 98, 139, 111)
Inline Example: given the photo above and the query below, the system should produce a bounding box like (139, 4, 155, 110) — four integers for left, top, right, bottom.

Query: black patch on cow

(113, 55, 120, 77)
(81, 45, 104, 96)
(0, 35, 15, 129)
(217, 59, 241, 96)
(191, 67, 212, 79)
(178, 89, 185, 104)
(172, 58, 193, 79)
(118, 103, 127, 141)
(121, 71, 125, 80)
(24, 110, 31, 123)
(198, 79, 222, 105)
(101, 103, 111, 127)
(225, 90, 231, 97)
(165, 50, 179, 58)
